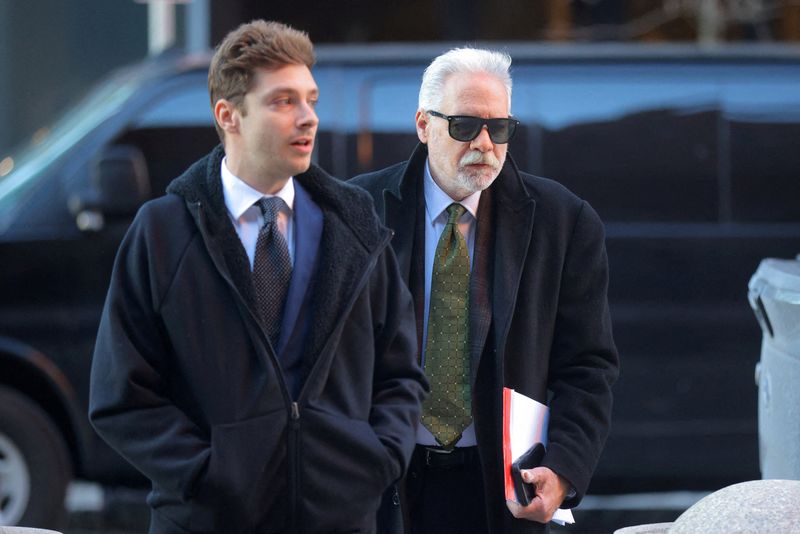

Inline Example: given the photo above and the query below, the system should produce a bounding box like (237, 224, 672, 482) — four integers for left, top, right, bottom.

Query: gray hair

(418, 47, 513, 112)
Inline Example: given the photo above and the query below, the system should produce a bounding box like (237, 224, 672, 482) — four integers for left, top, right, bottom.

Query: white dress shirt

(417, 160, 482, 448)
(220, 157, 295, 268)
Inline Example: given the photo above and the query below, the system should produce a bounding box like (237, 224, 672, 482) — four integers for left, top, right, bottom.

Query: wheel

(0, 385, 72, 527)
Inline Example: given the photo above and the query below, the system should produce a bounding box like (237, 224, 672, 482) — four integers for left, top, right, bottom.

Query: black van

(1, 44, 799, 526)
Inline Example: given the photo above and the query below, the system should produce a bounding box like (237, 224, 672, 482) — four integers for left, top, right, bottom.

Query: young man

(351, 48, 619, 533)
(90, 20, 427, 534)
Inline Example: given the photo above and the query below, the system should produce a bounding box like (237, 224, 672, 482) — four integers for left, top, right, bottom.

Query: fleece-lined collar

(167, 144, 386, 254)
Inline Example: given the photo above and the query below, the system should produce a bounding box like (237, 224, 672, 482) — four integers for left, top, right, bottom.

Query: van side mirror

(70, 145, 151, 231)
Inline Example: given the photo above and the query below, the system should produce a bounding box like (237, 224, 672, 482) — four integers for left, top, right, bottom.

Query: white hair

(418, 47, 512, 112)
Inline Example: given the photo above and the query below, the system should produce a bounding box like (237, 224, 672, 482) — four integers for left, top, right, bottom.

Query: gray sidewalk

(62, 481, 704, 534)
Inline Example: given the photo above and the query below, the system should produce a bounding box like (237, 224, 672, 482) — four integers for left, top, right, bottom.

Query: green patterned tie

(421, 203, 472, 450)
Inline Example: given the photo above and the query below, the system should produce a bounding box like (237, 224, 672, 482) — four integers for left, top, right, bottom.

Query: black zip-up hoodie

(90, 145, 428, 534)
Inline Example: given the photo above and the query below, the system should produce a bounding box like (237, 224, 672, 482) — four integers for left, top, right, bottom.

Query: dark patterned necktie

(253, 197, 292, 349)
(421, 203, 472, 449)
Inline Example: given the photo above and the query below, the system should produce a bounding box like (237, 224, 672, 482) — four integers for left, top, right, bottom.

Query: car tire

(0, 385, 71, 528)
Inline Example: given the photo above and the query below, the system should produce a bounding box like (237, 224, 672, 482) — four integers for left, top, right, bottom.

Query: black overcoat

(351, 144, 619, 533)
(89, 145, 428, 534)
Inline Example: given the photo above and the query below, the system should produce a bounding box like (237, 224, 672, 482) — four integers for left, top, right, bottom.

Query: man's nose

(469, 126, 493, 152)
(298, 102, 318, 128)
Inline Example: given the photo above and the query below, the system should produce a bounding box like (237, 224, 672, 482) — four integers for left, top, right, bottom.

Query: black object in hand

(511, 442, 546, 505)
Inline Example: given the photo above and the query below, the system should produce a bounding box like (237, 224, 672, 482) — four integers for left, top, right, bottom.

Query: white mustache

(459, 150, 500, 169)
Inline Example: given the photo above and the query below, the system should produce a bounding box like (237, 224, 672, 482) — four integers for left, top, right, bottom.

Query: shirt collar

(221, 157, 295, 220)
(423, 159, 481, 223)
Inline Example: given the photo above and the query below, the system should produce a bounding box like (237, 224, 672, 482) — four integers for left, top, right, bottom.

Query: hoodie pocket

(299, 408, 395, 532)
(190, 409, 288, 533)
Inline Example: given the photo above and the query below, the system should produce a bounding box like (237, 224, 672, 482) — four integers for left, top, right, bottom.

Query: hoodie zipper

(290, 230, 392, 532)
(194, 201, 301, 528)
(194, 200, 394, 530)
(289, 401, 300, 532)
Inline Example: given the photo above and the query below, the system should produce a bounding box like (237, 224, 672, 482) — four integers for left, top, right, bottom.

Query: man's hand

(506, 466, 569, 523)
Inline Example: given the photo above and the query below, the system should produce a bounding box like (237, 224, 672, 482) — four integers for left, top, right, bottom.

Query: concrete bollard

(614, 523, 673, 533)
(615, 479, 800, 534)
(669, 479, 800, 533)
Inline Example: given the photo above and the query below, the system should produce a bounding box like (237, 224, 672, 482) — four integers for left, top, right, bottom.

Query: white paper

(507, 389, 574, 525)
(552, 507, 575, 525)
(508, 388, 549, 462)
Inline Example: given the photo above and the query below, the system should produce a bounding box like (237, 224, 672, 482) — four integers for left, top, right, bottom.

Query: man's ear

(214, 99, 240, 136)
(415, 109, 429, 144)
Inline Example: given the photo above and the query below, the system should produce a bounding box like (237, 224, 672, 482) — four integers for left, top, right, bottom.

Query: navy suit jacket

(277, 181, 323, 397)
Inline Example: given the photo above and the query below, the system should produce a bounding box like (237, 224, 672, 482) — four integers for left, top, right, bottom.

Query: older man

(351, 48, 619, 534)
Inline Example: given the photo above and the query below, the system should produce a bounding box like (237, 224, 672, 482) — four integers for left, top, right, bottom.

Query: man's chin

(459, 170, 499, 193)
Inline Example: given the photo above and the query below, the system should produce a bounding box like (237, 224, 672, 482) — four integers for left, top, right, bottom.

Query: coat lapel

(383, 145, 427, 356)
(469, 187, 494, 385)
(383, 145, 427, 285)
(490, 154, 536, 365)
(385, 191, 415, 284)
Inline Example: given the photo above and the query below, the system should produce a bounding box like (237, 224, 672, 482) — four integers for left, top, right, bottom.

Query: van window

(514, 65, 720, 223)
(134, 81, 214, 129)
(729, 119, 800, 222)
(539, 106, 719, 223)
(0, 73, 141, 233)
(115, 126, 219, 197)
(123, 75, 219, 196)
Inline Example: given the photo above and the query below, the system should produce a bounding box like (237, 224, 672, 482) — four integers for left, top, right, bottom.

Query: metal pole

(149, 0, 176, 55)
(186, 0, 210, 53)
(697, 0, 725, 45)
(135, 0, 185, 55)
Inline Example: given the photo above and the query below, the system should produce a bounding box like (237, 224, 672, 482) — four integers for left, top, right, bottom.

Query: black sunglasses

(427, 110, 519, 144)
